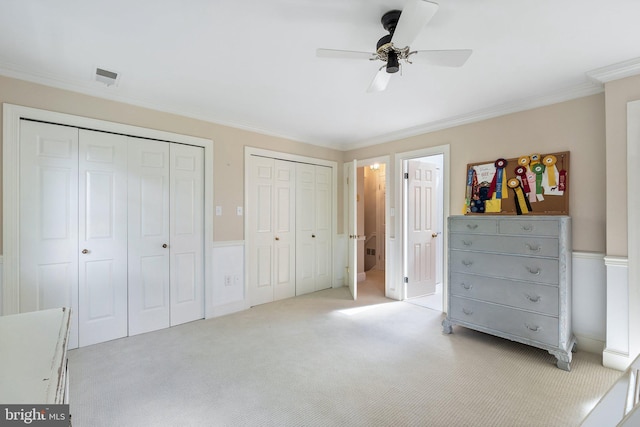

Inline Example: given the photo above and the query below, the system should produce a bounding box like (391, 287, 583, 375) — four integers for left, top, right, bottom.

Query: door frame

(396, 145, 450, 307)
(2, 104, 214, 316)
(349, 156, 391, 298)
(244, 147, 338, 308)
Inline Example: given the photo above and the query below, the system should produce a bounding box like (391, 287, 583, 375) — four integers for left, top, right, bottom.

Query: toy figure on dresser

(470, 185, 490, 213)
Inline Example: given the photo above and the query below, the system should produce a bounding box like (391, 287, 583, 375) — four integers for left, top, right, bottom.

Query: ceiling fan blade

(367, 67, 391, 93)
(391, 0, 439, 49)
(409, 49, 472, 67)
(316, 48, 376, 60)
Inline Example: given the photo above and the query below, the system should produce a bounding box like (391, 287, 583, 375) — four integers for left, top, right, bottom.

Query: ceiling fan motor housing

(378, 11, 403, 74)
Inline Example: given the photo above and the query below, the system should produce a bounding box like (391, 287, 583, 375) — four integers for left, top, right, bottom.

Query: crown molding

(587, 57, 640, 84)
(343, 80, 604, 151)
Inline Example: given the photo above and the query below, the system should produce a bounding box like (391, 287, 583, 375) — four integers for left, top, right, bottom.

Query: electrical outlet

(236, 206, 243, 216)
(224, 275, 232, 286)
(216, 206, 222, 216)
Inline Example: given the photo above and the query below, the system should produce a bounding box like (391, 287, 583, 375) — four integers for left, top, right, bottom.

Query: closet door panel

(295, 163, 316, 296)
(128, 137, 171, 335)
(19, 121, 80, 348)
(314, 166, 332, 291)
(273, 160, 296, 301)
(170, 144, 204, 326)
(78, 129, 128, 347)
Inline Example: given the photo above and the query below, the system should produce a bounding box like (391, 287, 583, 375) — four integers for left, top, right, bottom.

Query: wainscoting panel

(572, 252, 607, 354)
(209, 241, 246, 318)
(604, 256, 629, 370)
(333, 234, 346, 288)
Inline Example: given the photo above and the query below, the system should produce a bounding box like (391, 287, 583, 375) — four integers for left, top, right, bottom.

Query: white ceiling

(1, 0, 639, 151)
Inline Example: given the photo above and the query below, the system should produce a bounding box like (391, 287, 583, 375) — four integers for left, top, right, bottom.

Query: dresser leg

(442, 318, 453, 334)
(549, 349, 572, 371)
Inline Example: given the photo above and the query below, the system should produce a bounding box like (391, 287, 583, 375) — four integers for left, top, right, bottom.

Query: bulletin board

(465, 151, 569, 216)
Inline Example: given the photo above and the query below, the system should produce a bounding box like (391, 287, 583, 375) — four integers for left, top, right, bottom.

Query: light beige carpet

(68, 276, 618, 427)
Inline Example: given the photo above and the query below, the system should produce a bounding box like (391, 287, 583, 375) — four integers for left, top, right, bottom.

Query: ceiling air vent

(95, 67, 119, 86)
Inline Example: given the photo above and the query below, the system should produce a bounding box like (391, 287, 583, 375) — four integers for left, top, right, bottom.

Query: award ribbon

(487, 158, 507, 199)
(558, 155, 567, 191)
(531, 163, 545, 201)
(543, 155, 557, 187)
(514, 166, 531, 194)
(508, 178, 531, 215)
(466, 167, 474, 212)
(518, 156, 530, 168)
(530, 153, 541, 166)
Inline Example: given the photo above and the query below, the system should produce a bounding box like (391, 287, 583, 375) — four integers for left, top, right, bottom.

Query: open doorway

(402, 153, 445, 311)
(357, 162, 386, 297)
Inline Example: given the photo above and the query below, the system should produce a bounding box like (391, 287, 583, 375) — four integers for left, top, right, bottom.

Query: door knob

(275, 237, 280, 241)
(81, 249, 89, 254)
(312, 234, 316, 238)
(432, 233, 438, 238)
(162, 244, 168, 248)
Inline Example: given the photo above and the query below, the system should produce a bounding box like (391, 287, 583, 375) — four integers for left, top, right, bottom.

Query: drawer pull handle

(462, 260, 473, 267)
(525, 243, 541, 252)
(466, 224, 478, 230)
(460, 283, 473, 290)
(462, 308, 473, 315)
(521, 225, 534, 231)
(526, 267, 541, 275)
(525, 324, 541, 332)
(526, 294, 541, 303)
(462, 240, 472, 247)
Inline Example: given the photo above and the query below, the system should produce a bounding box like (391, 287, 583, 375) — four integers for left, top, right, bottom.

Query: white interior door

(77, 129, 128, 347)
(406, 160, 439, 298)
(313, 165, 332, 291)
(128, 138, 171, 335)
(346, 160, 358, 300)
(273, 160, 296, 301)
(169, 143, 204, 326)
(296, 163, 316, 296)
(19, 121, 80, 348)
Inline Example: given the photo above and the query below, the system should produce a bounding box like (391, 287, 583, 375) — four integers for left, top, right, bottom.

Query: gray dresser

(442, 215, 575, 370)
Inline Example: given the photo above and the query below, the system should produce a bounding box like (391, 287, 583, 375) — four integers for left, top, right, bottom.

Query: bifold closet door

(19, 121, 81, 348)
(295, 164, 332, 295)
(128, 139, 204, 334)
(127, 138, 171, 335)
(77, 129, 129, 347)
(248, 156, 295, 306)
(169, 143, 205, 326)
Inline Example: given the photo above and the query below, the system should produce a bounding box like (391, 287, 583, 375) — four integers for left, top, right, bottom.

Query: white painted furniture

(443, 215, 575, 370)
(0, 308, 71, 403)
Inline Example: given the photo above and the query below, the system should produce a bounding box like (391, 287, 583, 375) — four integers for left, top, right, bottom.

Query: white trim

(575, 333, 605, 355)
(603, 349, 632, 372)
(627, 99, 640, 367)
(395, 144, 450, 305)
(212, 240, 245, 248)
(573, 251, 606, 261)
(587, 57, 640, 84)
(604, 256, 629, 268)
(2, 103, 215, 318)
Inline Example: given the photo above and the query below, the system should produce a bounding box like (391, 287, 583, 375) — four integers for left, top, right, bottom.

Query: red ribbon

(514, 166, 531, 194)
(487, 158, 507, 198)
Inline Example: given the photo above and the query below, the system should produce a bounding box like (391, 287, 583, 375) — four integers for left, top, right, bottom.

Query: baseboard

(207, 300, 247, 319)
(574, 333, 605, 355)
(603, 348, 632, 371)
(357, 272, 366, 282)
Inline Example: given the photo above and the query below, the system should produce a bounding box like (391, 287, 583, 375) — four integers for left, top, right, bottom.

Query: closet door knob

(275, 237, 280, 241)
(82, 249, 89, 254)
(312, 234, 316, 238)
(162, 244, 168, 248)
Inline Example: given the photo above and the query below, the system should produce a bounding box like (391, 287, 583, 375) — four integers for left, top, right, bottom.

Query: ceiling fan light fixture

(386, 51, 400, 73)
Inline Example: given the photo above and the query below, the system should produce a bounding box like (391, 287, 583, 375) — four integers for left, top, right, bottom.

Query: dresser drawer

(450, 297, 559, 346)
(450, 251, 559, 285)
(498, 219, 559, 236)
(450, 272, 559, 316)
(449, 218, 497, 234)
(449, 233, 559, 258)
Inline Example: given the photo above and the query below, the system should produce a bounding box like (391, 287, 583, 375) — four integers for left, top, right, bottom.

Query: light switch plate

(237, 206, 243, 216)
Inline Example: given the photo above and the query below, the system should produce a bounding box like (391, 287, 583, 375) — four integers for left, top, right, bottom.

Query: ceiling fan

(316, 0, 472, 92)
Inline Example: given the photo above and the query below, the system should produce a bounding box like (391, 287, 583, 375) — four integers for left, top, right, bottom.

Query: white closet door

(295, 163, 316, 296)
(313, 165, 332, 291)
(248, 156, 295, 306)
(273, 160, 296, 301)
(169, 143, 204, 326)
(128, 137, 171, 335)
(77, 129, 129, 347)
(19, 121, 80, 348)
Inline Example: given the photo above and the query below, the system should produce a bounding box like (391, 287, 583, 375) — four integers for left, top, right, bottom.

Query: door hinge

(404, 277, 409, 283)
(404, 173, 409, 179)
